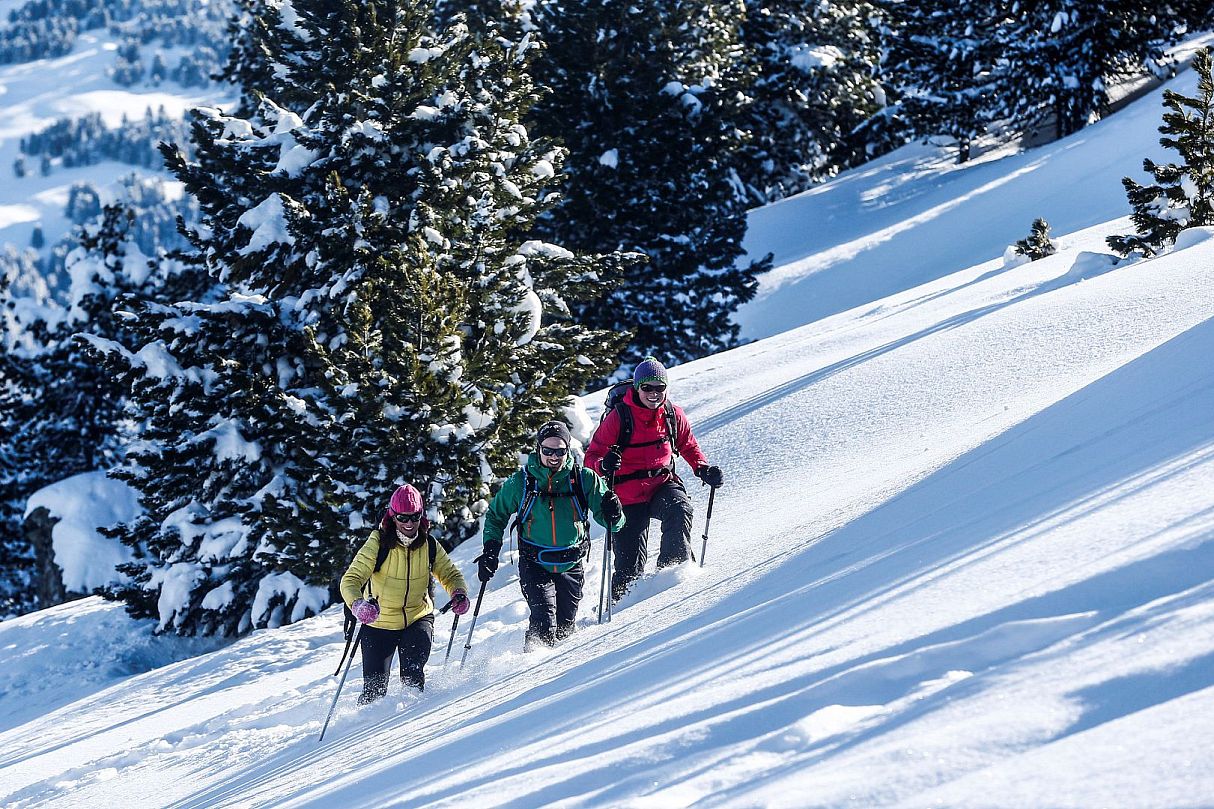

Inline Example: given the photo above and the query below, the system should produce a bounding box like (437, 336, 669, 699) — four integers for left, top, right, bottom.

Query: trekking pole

(443, 614, 460, 665)
(604, 521, 615, 623)
(436, 597, 457, 666)
(698, 486, 717, 568)
(598, 473, 616, 624)
(458, 580, 489, 669)
(332, 614, 357, 676)
(597, 524, 610, 624)
(319, 622, 363, 743)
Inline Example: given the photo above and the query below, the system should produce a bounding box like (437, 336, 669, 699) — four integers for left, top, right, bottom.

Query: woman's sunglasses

(393, 512, 422, 524)
(639, 384, 667, 393)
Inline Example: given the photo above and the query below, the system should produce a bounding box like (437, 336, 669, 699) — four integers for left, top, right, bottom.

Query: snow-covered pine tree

(219, 0, 306, 117)
(737, 0, 884, 202)
(435, 0, 531, 34)
(0, 269, 33, 617)
(529, 0, 770, 365)
(1014, 218, 1058, 260)
(1108, 48, 1214, 257)
(878, 0, 1004, 163)
(0, 206, 147, 616)
(93, 0, 624, 636)
(999, 0, 1199, 140)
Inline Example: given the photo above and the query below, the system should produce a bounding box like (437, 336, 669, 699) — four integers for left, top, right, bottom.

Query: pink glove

(450, 589, 470, 616)
(351, 598, 380, 624)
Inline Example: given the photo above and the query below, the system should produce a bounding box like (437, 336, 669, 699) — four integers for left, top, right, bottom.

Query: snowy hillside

(4, 52, 1214, 805)
(736, 36, 1214, 341)
(0, 12, 232, 267)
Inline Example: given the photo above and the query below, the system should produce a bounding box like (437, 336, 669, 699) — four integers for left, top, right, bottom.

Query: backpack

(515, 464, 590, 531)
(512, 464, 592, 567)
(601, 381, 680, 471)
(341, 529, 438, 642)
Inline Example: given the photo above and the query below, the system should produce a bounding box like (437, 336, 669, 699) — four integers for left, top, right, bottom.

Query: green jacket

(483, 453, 624, 573)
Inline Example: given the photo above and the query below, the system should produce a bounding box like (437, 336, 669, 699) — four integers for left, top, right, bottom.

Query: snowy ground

(4, 32, 1214, 809)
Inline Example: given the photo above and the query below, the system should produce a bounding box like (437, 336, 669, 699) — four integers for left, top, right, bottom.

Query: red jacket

(585, 388, 709, 505)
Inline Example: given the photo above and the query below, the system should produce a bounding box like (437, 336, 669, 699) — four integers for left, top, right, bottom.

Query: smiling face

(636, 381, 667, 410)
(539, 436, 569, 470)
(391, 509, 422, 539)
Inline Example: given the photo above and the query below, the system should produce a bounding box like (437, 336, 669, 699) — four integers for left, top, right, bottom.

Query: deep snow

(3, 27, 1214, 809)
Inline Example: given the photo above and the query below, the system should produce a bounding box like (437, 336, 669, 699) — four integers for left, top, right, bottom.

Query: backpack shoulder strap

(373, 538, 392, 573)
(612, 399, 634, 452)
(570, 463, 590, 525)
(428, 535, 437, 569)
(515, 469, 540, 533)
(663, 401, 679, 453)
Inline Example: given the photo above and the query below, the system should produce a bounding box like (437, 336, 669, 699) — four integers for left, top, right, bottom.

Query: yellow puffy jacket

(340, 530, 467, 630)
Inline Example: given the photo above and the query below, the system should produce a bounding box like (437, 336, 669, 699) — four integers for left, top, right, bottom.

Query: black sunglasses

(539, 446, 568, 457)
(393, 512, 422, 524)
(639, 384, 667, 393)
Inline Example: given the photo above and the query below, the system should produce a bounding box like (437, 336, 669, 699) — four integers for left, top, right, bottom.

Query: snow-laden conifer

(529, 0, 769, 366)
(1014, 218, 1058, 261)
(0, 207, 150, 616)
(92, 0, 624, 635)
(1109, 48, 1214, 257)
(737, 0, 884, 201)
(881, 0, 1204, 155)
(998, 1, 1198, 140)
(878, 0, 1003, 162)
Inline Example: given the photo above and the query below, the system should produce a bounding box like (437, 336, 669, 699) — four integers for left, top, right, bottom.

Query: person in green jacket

(477, 420, 624, 649)
(341, 483, 468, 702)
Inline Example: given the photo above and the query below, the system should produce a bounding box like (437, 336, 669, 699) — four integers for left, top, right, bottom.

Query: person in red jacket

(585, 356, 723, 601)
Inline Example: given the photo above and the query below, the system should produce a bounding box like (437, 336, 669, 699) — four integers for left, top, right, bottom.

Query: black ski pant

(357, 614, 434, 703)
(611, 479, 693, 600)
(518, 554, 584, 649)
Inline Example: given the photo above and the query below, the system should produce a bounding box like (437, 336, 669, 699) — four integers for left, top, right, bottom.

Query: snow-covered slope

(735, 36, 1214, 341)
(4, 39, 1214, 809)
(0, 30, 224, 252)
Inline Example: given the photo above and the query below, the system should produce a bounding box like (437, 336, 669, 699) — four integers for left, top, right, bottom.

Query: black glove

(600, 491, 622, 523)
(696, 464, 724, 488)
(601, 450, 622, 474)
(475, 540, 502, 582)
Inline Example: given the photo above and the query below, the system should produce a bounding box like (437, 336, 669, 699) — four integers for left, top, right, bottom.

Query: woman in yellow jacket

(341, 484, 469, 702)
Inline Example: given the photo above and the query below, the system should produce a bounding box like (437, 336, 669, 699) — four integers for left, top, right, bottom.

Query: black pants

(357, 614, 434, 703)
(611, 479, 692, 600)
(518, 554, 584, 649)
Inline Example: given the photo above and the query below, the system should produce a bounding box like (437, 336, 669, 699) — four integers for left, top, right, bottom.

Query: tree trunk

(25, 506, 67, 608)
